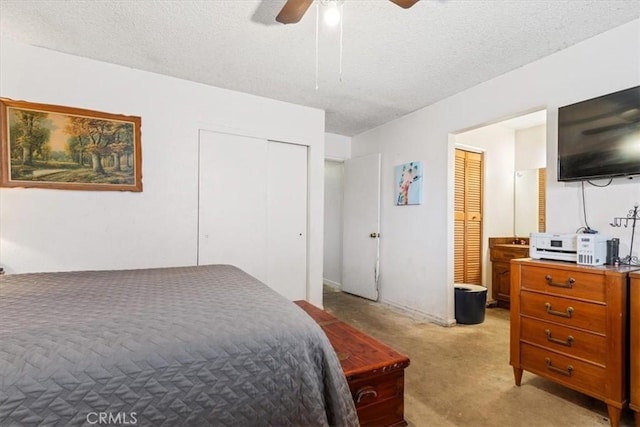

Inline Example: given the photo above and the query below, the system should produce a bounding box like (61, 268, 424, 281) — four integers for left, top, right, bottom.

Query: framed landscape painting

(0, 98, 142, 191)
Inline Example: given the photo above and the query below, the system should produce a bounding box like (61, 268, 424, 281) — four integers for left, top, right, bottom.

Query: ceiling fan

(276, 0, 420, 24)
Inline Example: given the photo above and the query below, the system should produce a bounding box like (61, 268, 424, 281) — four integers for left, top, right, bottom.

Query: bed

(0, 265, 359, 426)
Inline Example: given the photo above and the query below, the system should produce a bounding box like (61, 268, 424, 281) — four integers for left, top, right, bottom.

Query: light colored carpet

(322, 287, 635, 427)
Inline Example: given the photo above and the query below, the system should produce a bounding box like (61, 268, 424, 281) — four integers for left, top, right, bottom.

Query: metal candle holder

(610, 204, 640, 265)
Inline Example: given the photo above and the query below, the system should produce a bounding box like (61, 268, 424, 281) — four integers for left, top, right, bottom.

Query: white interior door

(198, 131, 268, 283)
(342, 153, 381, 301)
(266, 141, 307, 300)
(198, 131, 308, 300)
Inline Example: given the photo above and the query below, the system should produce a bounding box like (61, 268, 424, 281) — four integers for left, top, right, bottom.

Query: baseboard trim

(322, 279, 342, 290)
(378, 297, 455, 327)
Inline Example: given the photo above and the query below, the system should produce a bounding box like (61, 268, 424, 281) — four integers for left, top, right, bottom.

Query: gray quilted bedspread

(0, 265, 358, 427)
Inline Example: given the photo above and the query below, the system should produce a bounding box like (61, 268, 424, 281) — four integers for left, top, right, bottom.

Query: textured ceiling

(1, 1, 638, 136)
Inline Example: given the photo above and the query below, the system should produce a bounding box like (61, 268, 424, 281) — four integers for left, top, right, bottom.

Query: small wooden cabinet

(295, 300, 410, 427)
(510, 259, 636, 427)
(630, 272, 640, 426)
(489, 238, 529, 307)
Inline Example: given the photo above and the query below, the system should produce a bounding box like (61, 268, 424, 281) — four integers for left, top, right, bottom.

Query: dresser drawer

(490, 246, 529, 262)
(520, 265, 605, 302)
(520, 291, 606, 333)
(630, 274, 640, 415)
(520, 316, 606, 366)
(521, 343, 606, 399)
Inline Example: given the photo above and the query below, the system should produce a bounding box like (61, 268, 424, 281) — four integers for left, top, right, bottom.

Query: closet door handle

(544, 302, 574, 318)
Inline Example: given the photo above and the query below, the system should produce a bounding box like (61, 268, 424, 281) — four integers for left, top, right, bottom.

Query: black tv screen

(558, 85, 640, 181)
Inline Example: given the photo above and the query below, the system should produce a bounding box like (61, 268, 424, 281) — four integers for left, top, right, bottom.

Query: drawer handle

(545, 274, 575, 289)
(544, 329, 574, 347)
(545, 357, 574, 377)
(544, 302, 574, 318)
(355, 386, 378, 403)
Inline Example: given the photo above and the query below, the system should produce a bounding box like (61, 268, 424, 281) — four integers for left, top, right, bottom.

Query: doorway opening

(452, 109, 547, 307)
(323, 159, 344, 290)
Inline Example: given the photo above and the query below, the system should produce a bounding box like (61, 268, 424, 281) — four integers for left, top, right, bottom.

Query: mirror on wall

(514, 168, 546, 236)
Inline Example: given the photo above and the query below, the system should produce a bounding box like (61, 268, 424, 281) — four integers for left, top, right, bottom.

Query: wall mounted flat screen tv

(558, 85, 640, 181)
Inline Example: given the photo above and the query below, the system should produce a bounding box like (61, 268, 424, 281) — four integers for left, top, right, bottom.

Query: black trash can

(454, 284, 487, 325)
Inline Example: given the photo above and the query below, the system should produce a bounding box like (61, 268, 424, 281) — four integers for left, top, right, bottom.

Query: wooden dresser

(295, 300, 410, 427)
(630, 272, 640, 426)
(489, 237, 529, 308)
(510, 259, 636, 427)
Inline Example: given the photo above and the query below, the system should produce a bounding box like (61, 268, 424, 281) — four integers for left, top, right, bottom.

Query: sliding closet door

(267, 141, 307, 301)
(198, 130, 308, 300)
(198, 131, 268, 283)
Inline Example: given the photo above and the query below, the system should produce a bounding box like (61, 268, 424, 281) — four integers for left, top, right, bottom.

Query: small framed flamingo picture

(395, 161, 423, 206)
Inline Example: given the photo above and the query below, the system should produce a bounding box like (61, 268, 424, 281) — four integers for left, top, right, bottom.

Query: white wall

(515, 124, 546, 170)
(324, 161, 344, 287)
(351, 20, 640, 324)
(323, 132, 350, 288)
(325, 132, 351, 160)
(0, 38, 327, 307)
(454, 125, 516, 296)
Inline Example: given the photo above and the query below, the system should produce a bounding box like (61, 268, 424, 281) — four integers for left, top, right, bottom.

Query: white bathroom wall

(515, 124, 547, 170)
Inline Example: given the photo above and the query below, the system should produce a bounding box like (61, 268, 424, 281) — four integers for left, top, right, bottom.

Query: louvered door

(454, 149, 483, 284)
(538, 168, 546, 232)
(454, 151, 466, 282)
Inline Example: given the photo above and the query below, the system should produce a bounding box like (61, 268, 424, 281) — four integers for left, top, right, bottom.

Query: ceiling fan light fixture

(324, 1, 341, 26)
(276, 0, 418, 25)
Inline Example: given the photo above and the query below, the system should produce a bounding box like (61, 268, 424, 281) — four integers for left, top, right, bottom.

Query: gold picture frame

(0, 98, 142, 192)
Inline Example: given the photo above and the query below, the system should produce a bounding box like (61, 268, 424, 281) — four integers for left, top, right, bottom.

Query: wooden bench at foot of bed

(294, 300, 410, 427)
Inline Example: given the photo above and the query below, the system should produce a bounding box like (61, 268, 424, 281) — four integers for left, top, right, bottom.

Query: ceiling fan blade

(276, 0, 315, 24)
(389, 0, 420, 8)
